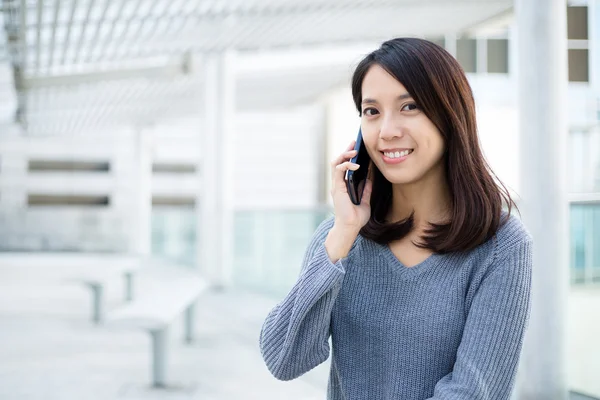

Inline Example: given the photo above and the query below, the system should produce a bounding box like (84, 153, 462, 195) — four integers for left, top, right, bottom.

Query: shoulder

(461, 211, 532, 280)
(476, 211, 533, 286)
(493, 211, 533, 261)
(462, 212, 532, 303)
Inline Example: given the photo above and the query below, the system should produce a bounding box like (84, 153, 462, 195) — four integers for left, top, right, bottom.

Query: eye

(401, 103, 419, 112)
(362, 107, 379, 117)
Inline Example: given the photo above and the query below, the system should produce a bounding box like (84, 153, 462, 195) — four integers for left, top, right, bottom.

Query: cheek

(418, 126, 445, 160)
(429, 135, 445, 159)
(361, 128, 379, 155)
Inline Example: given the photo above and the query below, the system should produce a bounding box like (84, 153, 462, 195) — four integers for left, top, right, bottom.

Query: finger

(331, 150, 356, 182)
(333, 162, 360, 190)
(330, 149, 358, 169)
(329, 141, 357, 168)
(335, 161, 360, 171)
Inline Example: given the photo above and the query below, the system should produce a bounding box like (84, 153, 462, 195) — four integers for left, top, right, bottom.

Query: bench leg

(90, 284, 104, 324)
(150, 328, 168, 388)
(124, 272, 134, 302)
(184, 303, 195, 343)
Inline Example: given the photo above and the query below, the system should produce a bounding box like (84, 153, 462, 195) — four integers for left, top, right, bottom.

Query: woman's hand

(325, 141, 373, 262)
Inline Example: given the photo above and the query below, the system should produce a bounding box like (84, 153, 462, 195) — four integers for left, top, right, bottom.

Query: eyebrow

(361, 93, 413, 105)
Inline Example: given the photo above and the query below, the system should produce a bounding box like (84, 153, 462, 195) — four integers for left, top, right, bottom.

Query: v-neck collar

(376, 242, 442, 279)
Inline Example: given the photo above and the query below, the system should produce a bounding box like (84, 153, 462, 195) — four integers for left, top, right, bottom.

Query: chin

(380, 171, 420, 185)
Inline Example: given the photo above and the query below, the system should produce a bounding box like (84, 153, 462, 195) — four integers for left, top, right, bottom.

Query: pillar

(197, 51, 235, 288)
(515, 1, 569, 399)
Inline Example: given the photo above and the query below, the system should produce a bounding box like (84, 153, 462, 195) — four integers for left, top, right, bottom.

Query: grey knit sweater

(259, 212, 533, 399)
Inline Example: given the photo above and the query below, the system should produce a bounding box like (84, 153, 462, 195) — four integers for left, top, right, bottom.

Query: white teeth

(384, 150, 413, 158)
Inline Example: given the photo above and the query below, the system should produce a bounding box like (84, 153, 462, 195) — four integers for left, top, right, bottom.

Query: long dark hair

(352, 38, 516, 253)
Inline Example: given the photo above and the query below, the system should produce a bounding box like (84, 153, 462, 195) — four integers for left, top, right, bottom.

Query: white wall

(150, 104, 325, 208)
(0, 129, 137, 251)
(0, 105, 325, 252)
(233, 105, 325, 209)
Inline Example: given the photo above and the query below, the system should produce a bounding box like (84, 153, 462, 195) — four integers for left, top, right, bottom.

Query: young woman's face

(360, 64, 446, 185)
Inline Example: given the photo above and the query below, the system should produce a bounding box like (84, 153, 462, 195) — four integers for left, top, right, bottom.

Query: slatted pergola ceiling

(0, 0, 512, 135)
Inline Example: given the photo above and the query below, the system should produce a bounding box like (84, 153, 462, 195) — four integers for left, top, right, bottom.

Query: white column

(476, 37, 488, 74)
(315, 106, 329, 204)
(110, 128, 136, 249)
(133, 129, 153, 258)
(197, 51, 236, 288)
(0, 141, 27, 210)
(444, 33, 457, 57)
(515, 1, 569, 399)
(508, 23, 519, 78)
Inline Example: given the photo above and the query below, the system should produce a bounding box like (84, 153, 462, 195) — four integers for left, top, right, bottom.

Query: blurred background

(0, 0, 598, 399)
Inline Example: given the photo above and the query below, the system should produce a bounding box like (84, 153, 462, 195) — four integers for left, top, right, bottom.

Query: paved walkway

(0, 256, 329, 400)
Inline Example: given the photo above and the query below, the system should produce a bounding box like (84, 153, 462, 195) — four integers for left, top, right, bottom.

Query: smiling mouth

(382, 149, 414, 159)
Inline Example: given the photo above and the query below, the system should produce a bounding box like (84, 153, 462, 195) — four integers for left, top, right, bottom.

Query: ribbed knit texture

(259, 212, 533, 400)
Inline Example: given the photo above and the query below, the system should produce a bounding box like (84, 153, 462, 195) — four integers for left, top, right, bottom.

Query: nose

(379, 114, 404, 140)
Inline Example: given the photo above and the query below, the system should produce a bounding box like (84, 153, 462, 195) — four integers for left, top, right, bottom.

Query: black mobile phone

(345, 128, 371, 205)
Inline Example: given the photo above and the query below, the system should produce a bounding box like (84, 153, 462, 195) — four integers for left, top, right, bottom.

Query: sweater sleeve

(259, 217, 347, 381)
(426, 235, 533, 400)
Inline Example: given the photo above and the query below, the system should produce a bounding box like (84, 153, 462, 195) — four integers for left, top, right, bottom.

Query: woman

(259, 38, 532, 400)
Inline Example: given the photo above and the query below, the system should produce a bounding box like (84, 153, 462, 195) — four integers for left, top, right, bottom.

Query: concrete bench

(67, 259, 142, 324)
(0, 252, 141, 323)
(105, 264, 209, 388)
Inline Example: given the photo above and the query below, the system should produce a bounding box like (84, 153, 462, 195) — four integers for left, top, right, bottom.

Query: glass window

(569, 129, 600, 193)
(28, 160, 110, 172)
(27, 194, 109, 206)
(570, 203, 600, 284)
(151, 196, 195, 207)
(151, 208, 196, 266)
(457, 38, 477, 73)
(568, 49, 589, 82)
(231, 209, 331, 296)
(152, 163, 196, 173)
(151, 208, 333, 295)
(426, 37, 445, 49)
(487, 39, 509, 73)
(567, 6, 588, 40)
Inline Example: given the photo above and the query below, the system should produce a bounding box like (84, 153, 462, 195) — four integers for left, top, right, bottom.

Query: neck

(388, 163, 452, 231)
